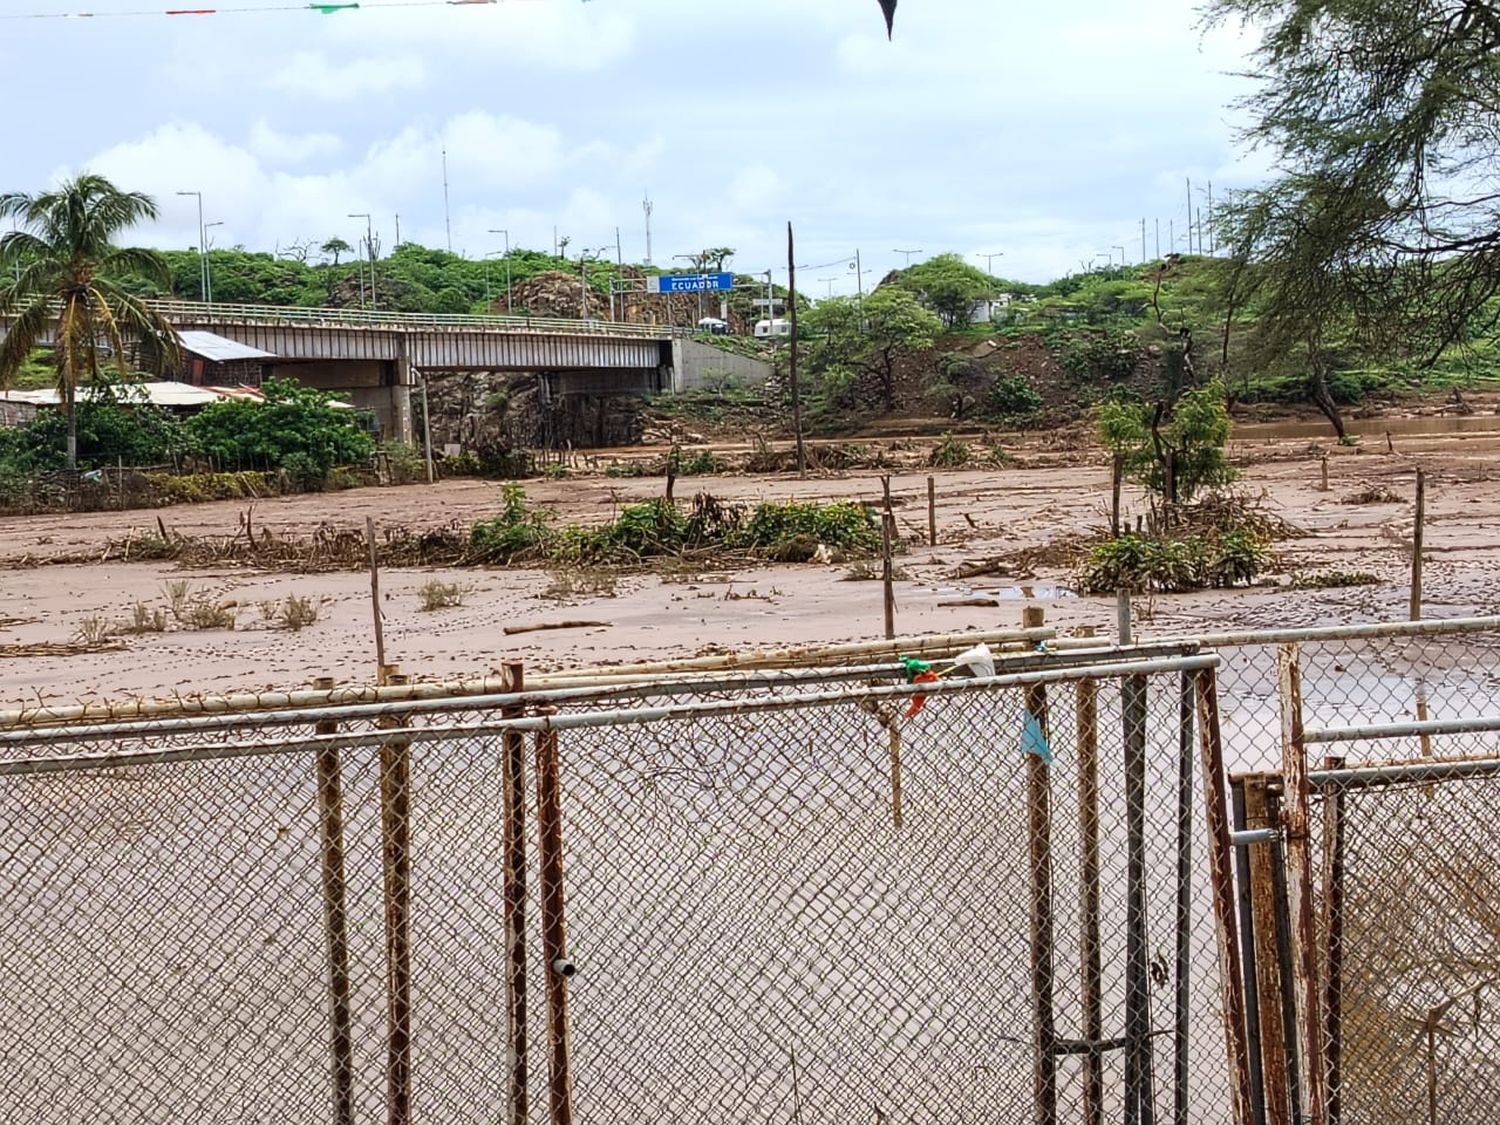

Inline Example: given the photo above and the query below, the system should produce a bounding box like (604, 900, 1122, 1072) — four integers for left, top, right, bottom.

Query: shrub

(119, 603, 167, 634)
(733, 500, 881, 553)
(469, 485, 551, 563)
(1097, 380, 1235, 503)
(184, 377, 373, 477)
(929, 434, 973, 468)
(986, 376, 1043, 421)
(74, 615, 114, 645)
(1076, 531, 1267, 594)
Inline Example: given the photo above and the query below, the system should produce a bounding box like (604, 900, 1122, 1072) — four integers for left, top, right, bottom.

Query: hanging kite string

(1, 0, 562, 21)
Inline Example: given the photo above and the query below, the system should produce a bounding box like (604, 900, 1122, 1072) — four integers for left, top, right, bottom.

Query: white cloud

(247, 121, 343, 165)
(264, 51, 427, 101)
(727, 165, 785, 212)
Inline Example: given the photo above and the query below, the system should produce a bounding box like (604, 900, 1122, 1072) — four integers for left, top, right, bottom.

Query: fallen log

(503, 620, 614, 637)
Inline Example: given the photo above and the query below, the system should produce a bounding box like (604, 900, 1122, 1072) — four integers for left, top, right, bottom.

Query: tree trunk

(64, 381, 78, 470)
(1309, 368, 1346, 440)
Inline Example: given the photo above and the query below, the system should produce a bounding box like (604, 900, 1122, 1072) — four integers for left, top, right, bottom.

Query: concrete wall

(669, 339, 774, 393)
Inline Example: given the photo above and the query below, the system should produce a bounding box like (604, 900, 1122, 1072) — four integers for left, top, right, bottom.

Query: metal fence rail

(141, 298, 689, 339)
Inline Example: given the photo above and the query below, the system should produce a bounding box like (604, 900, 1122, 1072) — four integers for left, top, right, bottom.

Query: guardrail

(142, 299, 689, 340)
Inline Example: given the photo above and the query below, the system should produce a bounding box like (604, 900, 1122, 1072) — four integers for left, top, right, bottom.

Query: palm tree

(0, 174, 180, 469)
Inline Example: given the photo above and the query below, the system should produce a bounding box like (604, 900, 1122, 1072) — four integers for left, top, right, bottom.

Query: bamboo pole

(1410, 469, 1425, 622)
(927, 475, 937, 547)
(367, 516, 388, 683)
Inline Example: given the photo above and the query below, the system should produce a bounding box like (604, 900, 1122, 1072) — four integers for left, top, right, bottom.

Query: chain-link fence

(4, 618, 1500, 1125)
(0, 648, 1247, 1125)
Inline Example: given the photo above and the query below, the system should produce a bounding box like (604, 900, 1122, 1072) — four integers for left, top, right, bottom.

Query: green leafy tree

(185, 376, 373, 484)
(0, 174, 180, 468)
(803, 289, 942, 411)
(321, 237, 353, 266)
(892, 253, 997, 327)
(1209, 0, 1500, 435)
(1097, 381, 1235, 503)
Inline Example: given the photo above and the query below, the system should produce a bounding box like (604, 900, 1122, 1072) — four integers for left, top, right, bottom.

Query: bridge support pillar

(390, 349, 415, 445)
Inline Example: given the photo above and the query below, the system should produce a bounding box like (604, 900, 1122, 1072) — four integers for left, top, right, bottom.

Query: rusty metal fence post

(501, 662, 530, 1125)
(1023, 612, 1057, 1125)
(1075, 669, 1104, 1125)
(535, 711, 575, 1125)
(1122, 670, 1157, 1125)
(379, 673, 414, 1125)
(1174, 669, 1196, 1125)
(314, 676, 355, 1125)
(1319, 756, 1346, 1125)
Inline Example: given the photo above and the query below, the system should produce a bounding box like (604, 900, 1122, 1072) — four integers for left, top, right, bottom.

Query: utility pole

(176, 191, 206, 301)
(441, 147, 453, 253)
(642, 191, 654, 266)
(615, 226, 624, 322)
(893, 247, 922, 267)
(348, 213, 374, 311)
(1141, 218, 1147, 264)
(489, 228, 511, 313)
(855, 248, 866, 301)
(1113, 245, 1126, 267)
(788, 222, 806, 478)
(1186, 177, 1194, 254)
(394, 213, 401, 247)
(204, 221, 223, 303)
(1207, 181, 1216, 255)
(1155, 218, 1161, 259)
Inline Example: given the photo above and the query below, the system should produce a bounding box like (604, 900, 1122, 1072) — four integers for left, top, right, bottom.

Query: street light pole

(488, 228, 511, 313)
(977, 251, 1004, 275)
(1112, 245, 1127, 267)
(893, 248, 923, 268)
(349, 213, 374, 311)
(176, 191, 205, 301)
(204, 221, 224, 303)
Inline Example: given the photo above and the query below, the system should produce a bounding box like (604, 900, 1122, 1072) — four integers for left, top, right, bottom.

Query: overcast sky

(1, 0, 1266, 292)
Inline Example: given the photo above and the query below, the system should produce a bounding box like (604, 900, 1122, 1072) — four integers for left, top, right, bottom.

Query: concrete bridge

(2, 300, 773, 444)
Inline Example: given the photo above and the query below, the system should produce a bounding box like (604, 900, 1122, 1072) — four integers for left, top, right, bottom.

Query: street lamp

(977, 251, 1004, 274)
(348, 213, 374, 311)
(819, 277, 839, 299)
(1112, 245, 1127, 266)
(893, 248, 923, 267)
(488, 228, 511, 313)
(176, 191, 206, 301)
(204, 222, 224, 303)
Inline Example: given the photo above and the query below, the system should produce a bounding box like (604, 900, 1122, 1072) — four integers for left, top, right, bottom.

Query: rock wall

(424, 371, 644, 454)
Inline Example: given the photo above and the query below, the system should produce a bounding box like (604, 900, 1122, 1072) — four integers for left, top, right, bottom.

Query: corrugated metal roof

(176, 330, 277, 363)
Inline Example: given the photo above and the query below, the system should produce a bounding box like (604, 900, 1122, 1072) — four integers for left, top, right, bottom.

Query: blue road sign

(650, 272, 734, 294)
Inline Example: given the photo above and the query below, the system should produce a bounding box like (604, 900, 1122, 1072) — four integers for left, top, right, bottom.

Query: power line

(1, 0, 541, 21)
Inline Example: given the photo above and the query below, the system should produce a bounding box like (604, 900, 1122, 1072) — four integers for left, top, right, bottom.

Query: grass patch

(259, 594, 322, 631)
(73, 615, 114, 645)
(543, 569, 619, 601)
(929, 434, 972, 469)
(118, 602, 168, 634)
(417, 580, 469, 612)
(1076, 531, 1268, 595)
(1290, 570, 1381, 590)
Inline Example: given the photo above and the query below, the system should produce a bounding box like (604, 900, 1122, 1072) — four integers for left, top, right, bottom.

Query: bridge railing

(144, 299, 690, 340)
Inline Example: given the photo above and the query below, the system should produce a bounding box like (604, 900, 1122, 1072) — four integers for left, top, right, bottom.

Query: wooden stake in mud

(1021, 604, 1058, 1125)
(1320, 455, 1330, 493)
(535, 709, 575, 1125)
(378, 673, 414, 1125)
(313, 676, 355, 1125)
(927, 476, 937, 547)
(1410, 468, 1425, 622)
(881, 475, 897, 640)
(501, 662, 530, 1125)
(1111, 453, 1124, 537)
(367, 516, 388, 683)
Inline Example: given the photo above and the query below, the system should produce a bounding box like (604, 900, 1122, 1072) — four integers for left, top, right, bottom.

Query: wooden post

(1409, 468, 1425, 622)
(886, 721, 904, 831)
(927, 475, 937, 547)
(420, 375, 436, 485)
(1244, 776, 1293, 1125)
(1022, 604, 1057, 1125)
(1111, 453, 1124, 537)
(1075, 643, 1104, 1125)
(1174, 669, 1196, 1125)
(314, 676, 355, 1125)
(367, 516, 388, 682)
(379, 673, 414, 1125)
(1196, 669, 1256, 1125)
(787, 221, 807, 479)
(535, 710, 575, 1125)
(501, 662, 530, 1125)
(1320, 755, 1347, 1125)
(1277, 646, 1326, 1125)
(1319, 456, 1329, 493)
(1117, 589, 1133, 646)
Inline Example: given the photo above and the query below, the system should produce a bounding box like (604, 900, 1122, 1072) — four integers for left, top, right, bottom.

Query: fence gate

(529, 650, 1243, 1125)
(1223, 642, 1500, 1125)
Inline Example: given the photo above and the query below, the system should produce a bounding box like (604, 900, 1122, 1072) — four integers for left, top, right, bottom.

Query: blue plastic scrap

(1020, 710, 1054, 766)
